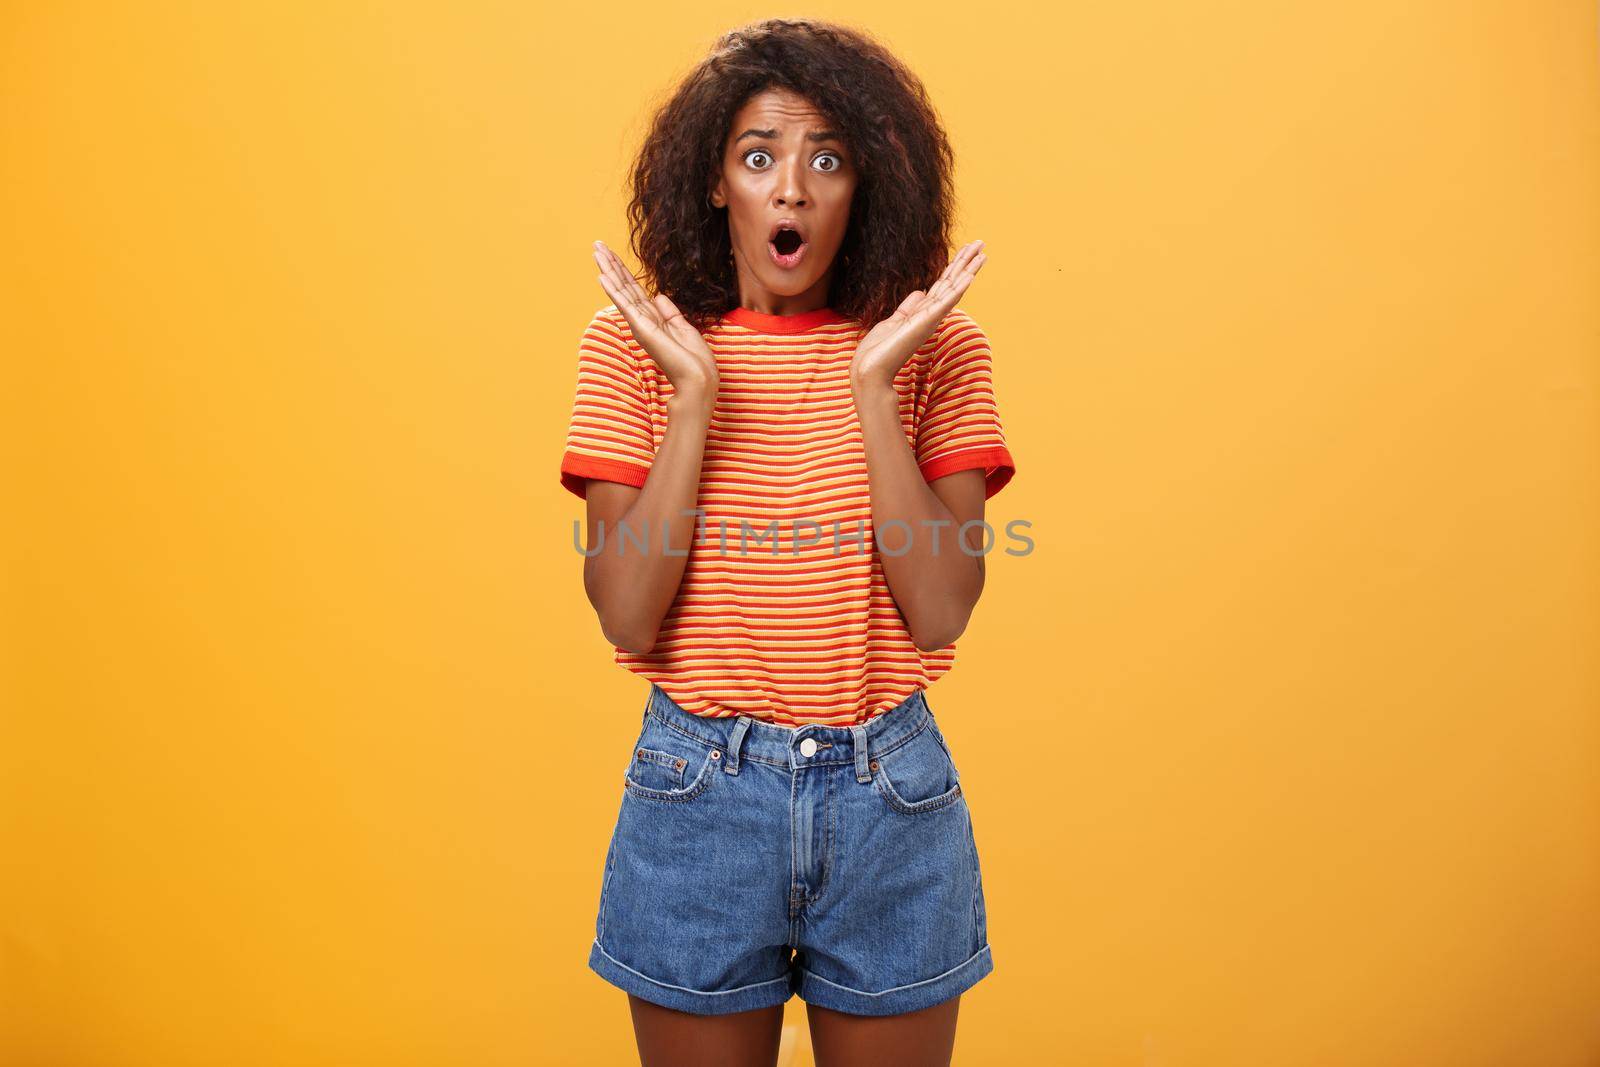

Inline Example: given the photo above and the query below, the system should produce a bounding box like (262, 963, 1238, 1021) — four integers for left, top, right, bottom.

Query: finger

(601, 264, 647, 320)
(594, 243, 656, 326)
(929, 241, 988, 309)
(596, 273, 651, 336)
(922, 243, 976, 306)
(593, 242, 630, 299)
(923, 258, 986, 324)
(600, 273, 653, 337)
(592, 244, 631, 304)
(939, 258, 981, 307)
(601, 242, 654, 309)
(947, 251, 985, 287)
(593, 251, 628, 303)
(932, 240, 984, 293)
(936, 253, 984, 312)
(941, 240, 983, 280)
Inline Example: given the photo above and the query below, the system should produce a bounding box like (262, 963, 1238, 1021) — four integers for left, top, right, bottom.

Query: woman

(559, 18, 1017, 1066)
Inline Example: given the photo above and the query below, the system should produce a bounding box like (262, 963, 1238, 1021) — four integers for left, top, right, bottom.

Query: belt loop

(850, 723, 871, 782)
(724, 716, 752, 775)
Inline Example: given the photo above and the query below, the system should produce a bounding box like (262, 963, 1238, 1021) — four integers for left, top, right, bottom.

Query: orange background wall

(3, 3, 1597, 1064)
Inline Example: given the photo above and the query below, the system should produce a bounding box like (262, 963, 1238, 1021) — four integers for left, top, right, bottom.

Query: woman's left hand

(850, 239, 987, 391)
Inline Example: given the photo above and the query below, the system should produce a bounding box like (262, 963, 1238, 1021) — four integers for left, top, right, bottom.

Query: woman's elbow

(600, 612, 659, 655)
(911, 618, 966, 652)
(598, 607, 659, 659)
(909, 598, 978, 652)
(585, 570, 658, 653)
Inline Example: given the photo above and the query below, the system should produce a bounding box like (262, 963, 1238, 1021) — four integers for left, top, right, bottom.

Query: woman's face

(710, 88, 858, 314)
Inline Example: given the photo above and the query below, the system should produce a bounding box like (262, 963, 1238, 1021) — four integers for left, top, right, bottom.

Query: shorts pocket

(622, 718, 721, 804)
(628, 746, 688, 792)
(872, 718, 964, 815)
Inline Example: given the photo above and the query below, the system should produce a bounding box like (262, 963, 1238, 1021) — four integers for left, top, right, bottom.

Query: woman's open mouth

(768, 226, 808, 269)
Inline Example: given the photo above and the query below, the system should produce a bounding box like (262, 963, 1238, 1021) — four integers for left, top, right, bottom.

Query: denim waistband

(642, 683, 935, 782)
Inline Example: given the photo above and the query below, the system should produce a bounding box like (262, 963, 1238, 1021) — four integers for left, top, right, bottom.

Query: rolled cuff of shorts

(588, 939, 794, 1016)
(794, 942, 994, 1017)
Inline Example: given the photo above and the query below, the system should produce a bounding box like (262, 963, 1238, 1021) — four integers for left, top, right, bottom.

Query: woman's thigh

(626, 992, 961, 1067)
(806, 996, 961, 1067)
(628, 995, 785, 1067)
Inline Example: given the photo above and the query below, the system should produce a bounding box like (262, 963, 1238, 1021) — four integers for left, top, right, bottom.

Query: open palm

(851, 240, 988, 389)
(591, 240, 719, 392)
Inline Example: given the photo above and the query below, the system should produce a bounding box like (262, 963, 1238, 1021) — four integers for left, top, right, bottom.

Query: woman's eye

(742, 149, 845, 172)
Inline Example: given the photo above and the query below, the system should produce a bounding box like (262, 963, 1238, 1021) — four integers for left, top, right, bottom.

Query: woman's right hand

(592, 240, 719, 398)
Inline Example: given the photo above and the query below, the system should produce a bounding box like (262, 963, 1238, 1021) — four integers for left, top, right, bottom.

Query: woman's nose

(774, 162, 808, 207)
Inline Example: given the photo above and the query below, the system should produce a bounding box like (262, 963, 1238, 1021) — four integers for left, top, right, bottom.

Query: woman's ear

(709, 180, 725, 208)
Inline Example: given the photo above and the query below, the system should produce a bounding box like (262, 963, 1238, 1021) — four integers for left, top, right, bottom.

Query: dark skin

(626, 992, 959, 1067)
(585, 88, 987, 1065)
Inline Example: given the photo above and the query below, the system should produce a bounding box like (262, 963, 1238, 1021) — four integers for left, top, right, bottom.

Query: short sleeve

(915, 309, 1017, 499)
(558, 307, 657, 499)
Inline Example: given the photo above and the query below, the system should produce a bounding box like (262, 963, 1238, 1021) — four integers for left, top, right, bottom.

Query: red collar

(722, 306, 850, 334)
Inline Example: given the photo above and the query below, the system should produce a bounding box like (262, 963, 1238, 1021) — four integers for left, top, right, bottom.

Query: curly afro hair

(624, 18, 958, 333)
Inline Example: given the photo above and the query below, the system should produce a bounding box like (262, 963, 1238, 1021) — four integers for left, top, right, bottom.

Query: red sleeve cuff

(560, 452, 652, 500)
(918, 446, 1016, 500)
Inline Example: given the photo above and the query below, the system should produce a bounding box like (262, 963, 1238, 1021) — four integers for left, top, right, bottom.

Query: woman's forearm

(851, 380, 984, 650)
(584, 386, 717, 653)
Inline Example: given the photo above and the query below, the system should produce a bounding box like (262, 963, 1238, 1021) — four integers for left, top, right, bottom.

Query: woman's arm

(578, 241, 725, 654)
(579, 385, 716, 654)
(846, 240, 997, 651)
(852, 380, 988, 651)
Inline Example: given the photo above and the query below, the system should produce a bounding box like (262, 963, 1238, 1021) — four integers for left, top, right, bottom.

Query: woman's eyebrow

(733, 128, 845, 145)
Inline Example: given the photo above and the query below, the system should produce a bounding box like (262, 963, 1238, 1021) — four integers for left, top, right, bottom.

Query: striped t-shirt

(559, 302, 1016, 726)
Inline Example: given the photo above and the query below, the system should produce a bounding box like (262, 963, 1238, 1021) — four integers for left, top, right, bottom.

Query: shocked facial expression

(709, 88, 859, 313)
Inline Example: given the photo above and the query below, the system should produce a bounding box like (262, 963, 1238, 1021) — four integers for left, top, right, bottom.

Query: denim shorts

(587, 682, 993, 1017)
